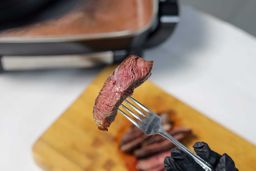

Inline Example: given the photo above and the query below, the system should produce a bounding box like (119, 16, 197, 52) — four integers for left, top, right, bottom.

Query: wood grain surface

(33, 66, 256, 171)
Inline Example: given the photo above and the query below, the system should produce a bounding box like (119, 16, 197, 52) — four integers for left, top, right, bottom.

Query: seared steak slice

(93, 55, 153, 130)
(120, 136, 147, 153)
(120, 125, 144, 145)
(120, 114, 173, 153)
(120, 129, 174, 154)
(142, 127, 191, 146)
(136, 151, 170, 171)
(134, 128, 192, 158)
(120, 114, 171, 146)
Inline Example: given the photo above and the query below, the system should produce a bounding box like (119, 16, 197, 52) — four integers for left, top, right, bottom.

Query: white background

(181, 0, 256, 37)
(0, 6, 255, 171)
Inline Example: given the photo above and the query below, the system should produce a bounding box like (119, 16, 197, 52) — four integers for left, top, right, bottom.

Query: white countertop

(0, 6, 256, 171)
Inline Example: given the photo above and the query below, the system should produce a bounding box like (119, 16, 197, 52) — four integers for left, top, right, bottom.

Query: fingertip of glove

(193, 141, 208, 149)
(216, 153, 238, 171)
(164, 157, 176, 170)
(171, 148, 184, 159)
(164, 157, 170, 165)
(220, 153, 235, 164)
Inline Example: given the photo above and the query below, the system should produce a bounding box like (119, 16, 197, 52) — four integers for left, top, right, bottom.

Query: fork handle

(159, 131, 213, 171)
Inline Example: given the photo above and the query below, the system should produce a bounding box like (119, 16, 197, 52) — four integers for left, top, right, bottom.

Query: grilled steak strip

(93, 55, 153, 130)
(142, 127, 191, 146)
(120, 136, 147, 153)
(120, 128, 174, 153)
(134, 129, 192, 158)
(120, 114, 171, 146)
(120, 126, 144, 145)
(136, 151, 170, 171)
(146, 166, 165, 171)
(142, 164, 164, 171)
(119, 127, 191, 155)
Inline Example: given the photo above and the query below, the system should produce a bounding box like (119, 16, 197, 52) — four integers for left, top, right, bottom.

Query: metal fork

(118, 96, 213, 171)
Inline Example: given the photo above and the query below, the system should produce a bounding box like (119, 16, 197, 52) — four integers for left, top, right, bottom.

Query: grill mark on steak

(93, 55, 153, 130)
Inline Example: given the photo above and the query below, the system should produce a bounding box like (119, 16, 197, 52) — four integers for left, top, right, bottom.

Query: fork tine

(124, 99, 146, 117)
(120, 104, 143, 121)
(128, 96, 151, 113)
(118, 109, 140, 128)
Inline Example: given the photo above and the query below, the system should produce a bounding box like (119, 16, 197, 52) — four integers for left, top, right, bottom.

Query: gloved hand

(164, 142, 238, 171)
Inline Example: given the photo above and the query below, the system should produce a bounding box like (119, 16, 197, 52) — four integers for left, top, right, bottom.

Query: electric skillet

(0, 0, 179, 71)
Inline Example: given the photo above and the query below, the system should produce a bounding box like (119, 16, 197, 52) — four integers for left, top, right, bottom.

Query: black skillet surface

(0, 0, 80, 31)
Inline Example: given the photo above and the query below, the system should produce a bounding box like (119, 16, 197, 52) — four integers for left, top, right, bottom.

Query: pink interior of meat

(93, 56, 153, 129)
(95, 57, 150, 117)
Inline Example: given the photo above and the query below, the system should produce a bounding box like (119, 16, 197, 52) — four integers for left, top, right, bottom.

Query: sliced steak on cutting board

(93, 55, 153, 130)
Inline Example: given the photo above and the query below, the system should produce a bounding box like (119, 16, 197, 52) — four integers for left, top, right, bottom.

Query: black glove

(164, 142, 238, 171)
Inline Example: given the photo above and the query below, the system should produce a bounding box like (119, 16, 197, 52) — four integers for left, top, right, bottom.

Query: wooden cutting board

(33, 66, 256, 171)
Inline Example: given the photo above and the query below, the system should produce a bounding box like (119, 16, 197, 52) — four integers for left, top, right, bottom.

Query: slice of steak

(120, 121, 174, 153)
(120, 114, 171, 146)
(142, 127, 192, 146)
(134, 129, 192, 158)
(119, 127, 190, 154)
(120, 126, 173, 153)
(120, 125, 144, 146)
(119, 128, 176, 154)
(93, 55, 153, 130)
(146, 165, 165, 171)
(141, 164, 164, 171)
(136, 151, 170, 171)
(120, 136, 147, 153)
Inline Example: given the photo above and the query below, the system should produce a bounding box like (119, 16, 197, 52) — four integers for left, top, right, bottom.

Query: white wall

(181, 0, 256, 37)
